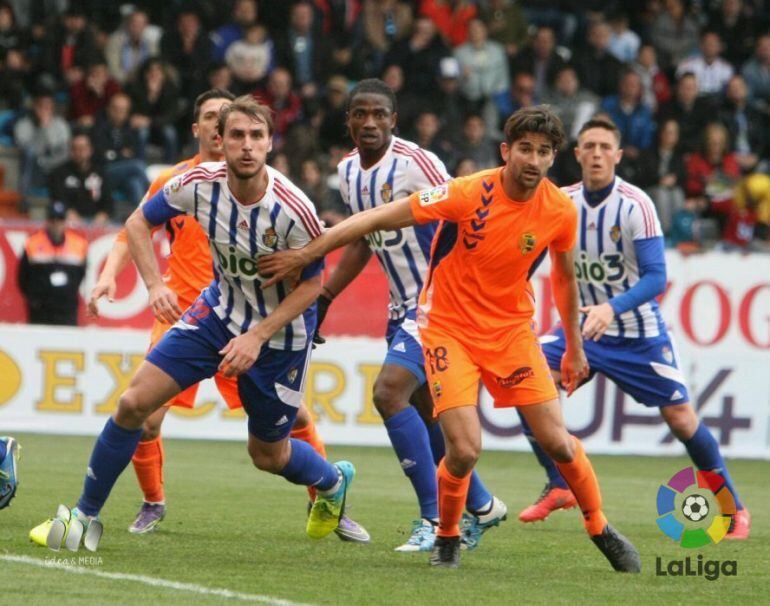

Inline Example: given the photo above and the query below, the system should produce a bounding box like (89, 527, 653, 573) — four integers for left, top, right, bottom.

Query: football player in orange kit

(86, 89, 368, 542)
(258, 106, 641, 571)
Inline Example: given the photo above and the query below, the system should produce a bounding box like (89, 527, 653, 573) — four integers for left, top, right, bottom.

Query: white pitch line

(1, 554, 314, 606)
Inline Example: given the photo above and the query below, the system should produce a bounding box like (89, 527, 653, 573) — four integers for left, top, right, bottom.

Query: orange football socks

(132, 435, 165, 504)
(436, 459, 471, 537)
(555, 437, 607, 536)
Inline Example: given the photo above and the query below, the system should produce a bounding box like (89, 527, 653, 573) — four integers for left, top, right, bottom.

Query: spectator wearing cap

(676, 31, 734, 98)
(13, 90, 71, 199)
(17, 200, 88, 326)
(431, 56, 478, 145)
(48, 132, 112, 226)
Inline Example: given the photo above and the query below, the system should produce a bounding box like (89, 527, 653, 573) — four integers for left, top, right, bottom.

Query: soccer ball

(682, 494, 709, 522)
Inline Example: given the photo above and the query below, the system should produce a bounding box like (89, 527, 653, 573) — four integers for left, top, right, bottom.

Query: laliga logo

(655, 466, 738, 581)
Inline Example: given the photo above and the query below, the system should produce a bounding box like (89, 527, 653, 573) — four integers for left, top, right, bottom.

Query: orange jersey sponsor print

(116, 155, 214, 304)
(409, 168, 577, 345)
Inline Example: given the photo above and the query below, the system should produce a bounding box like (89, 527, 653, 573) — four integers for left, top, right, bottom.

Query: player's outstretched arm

(258, 198, 415, 288)
(219, 275, 322, 377)
(125, 208, 182, 324)
(549, 248, 589, 395)
(87, 237, 131, 317)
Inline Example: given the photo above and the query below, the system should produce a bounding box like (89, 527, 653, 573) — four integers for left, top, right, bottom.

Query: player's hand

(148, 283, 182, 324)
(88, 277, 117, 318)
(580, 303, 615, 342)
(560, 346, 589, 396)
(312, 293, 333, 347)
(218, 331, 265, 377)
(257, 249, 309, 289)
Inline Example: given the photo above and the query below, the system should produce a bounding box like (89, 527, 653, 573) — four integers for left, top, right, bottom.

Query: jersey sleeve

(550, 203, 578, 252)
(282, 193, 325, 280)
(628, 192, 663, 241)
(337, 160, 352, 210)
(141, 173, 191, 226)
(405, 147, 451, 190)
(408, 179, 471, 224)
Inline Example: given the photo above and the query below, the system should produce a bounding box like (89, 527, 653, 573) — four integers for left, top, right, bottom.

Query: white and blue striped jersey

(153, 162, 324, 350)
(562, 177, 666, 339)
(338, 136, 449, 319)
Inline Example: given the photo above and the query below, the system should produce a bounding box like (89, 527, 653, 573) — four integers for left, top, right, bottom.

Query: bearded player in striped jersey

(517, 117, 750, 540)
(317, 79, 505, 552)
(42, 96, 356, 552)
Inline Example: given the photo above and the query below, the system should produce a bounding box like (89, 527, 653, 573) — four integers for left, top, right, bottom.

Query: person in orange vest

(17, 200, 87, 325)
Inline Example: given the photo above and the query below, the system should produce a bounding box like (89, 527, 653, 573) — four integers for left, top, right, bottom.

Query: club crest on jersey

(433, 380, 442, 398)
(610, 225, 622, 243)
(380, 182, 393, 203)
(418, 184, 449, 206)
(497, 367, 534, 388)
(287, 368, 298, 383)
(519, 232, 536, 254)
(164, 176, 183, 196)
(262, 227, 278, 248)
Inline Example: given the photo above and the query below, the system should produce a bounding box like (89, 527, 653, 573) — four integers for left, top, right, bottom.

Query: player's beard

(229, 159, 264, 180)
(514, 165, 544, 191)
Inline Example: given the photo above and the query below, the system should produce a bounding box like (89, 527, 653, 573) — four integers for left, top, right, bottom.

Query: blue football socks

(280, 438, 340, 491)
(683, 422, 743, 510)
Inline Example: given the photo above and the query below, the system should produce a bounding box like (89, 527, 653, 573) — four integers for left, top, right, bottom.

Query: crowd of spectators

(1, 0, 769, 250)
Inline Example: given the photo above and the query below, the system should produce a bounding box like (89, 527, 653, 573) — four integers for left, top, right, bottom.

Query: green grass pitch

(1, 433, 768, 605)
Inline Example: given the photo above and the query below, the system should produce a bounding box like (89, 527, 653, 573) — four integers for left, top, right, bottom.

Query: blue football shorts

(540, 326, 690, 407)
(384, 308, 426, 385)
(147, 293, 312, 441)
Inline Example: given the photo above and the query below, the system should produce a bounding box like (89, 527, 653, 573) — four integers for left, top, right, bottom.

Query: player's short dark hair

(577, 116, 622, 145)
(217, 94, 274, 136)
(503, 105, 565, 149)
(347, 78, 397, 114)
(193, 88, 236, 122)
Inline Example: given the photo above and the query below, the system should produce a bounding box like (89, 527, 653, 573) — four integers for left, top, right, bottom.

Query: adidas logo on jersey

(237, 219, 249, 231)
(671, 390, 684, 400)
(400, 458, 416, 470)
(275, 415, 289, 426)
(393, 341, 407, 353)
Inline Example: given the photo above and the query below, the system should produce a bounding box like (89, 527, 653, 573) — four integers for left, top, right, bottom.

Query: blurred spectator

(685, 122, 741, 224)
(381, 63, 421, 133)
(160, 9, 213, 101)
(676, 31, 734, 98)
(316, 75, 351, 152)
(572, 20, 623, 98)
(637, 118, 687, 234)
(226, 23, 274, 94)
(269, 151, 291, 177)
(125, 58, 181, 163)
(252, 67, 302, 150)
(520, 0, 578, 46)
(430, 56, 478, 145)
(718, 75, 768, 172)
(650, 0, 699, 70)
(210, 0, 258, 64)
(274, 1, 331, 100)
(47, 132, 111, 225)
(420, 0, 477, 48)
(13, 90, 71, 198)
(41, 7, 99, 88)
(657, 72, 714, 154)
(542, 65, 598, 142)
(456, 113, 498, 169)
(360, 0, 413, 76)
(510, 26, 567, 99)
(453, 156, 477, 177)
(669, 196, 708, 250)
(607, 11, 640, 63)
(707, 0, 756, 67)
(91, 92, 149, 215)
(411, 109, 457, 169)
(68, 60, 121, 127)
(0, 1, 29, 54)
(206, 62, 233, 95)
(297, 157, 347, 226)
(454, 19, 508, 103)
(477, 0, 528, 57)
(17, 200, 87, 326)
(105, 9, 161, 84)
(495, 71, 537, 131)
(385, 16, 449, 96)
(0, 47, 30, 111)
(632, 44, 671, 112)
(741, 34, 770, 113)
(600, 69, 656, 160)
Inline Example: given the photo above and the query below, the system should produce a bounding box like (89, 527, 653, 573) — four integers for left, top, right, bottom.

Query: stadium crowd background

(0, 0, 769, 252)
